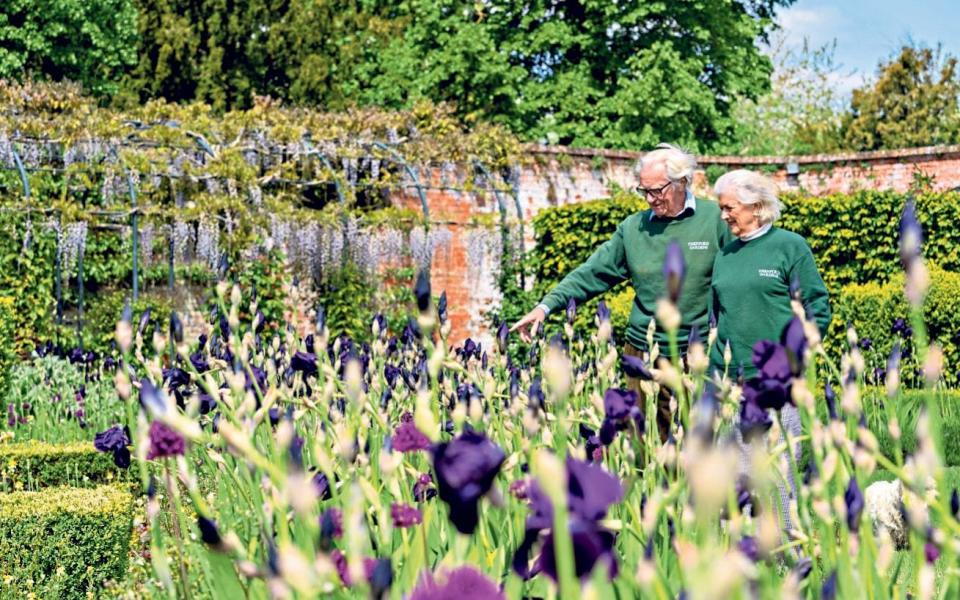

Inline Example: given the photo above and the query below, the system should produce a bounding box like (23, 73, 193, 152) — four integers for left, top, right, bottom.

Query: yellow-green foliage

(0, 441, 127, 492)
(0, 485, 134, 599)
(832, 266, 960, 384)
(779, 190, 960, 292)
(0, 297, 14, 393)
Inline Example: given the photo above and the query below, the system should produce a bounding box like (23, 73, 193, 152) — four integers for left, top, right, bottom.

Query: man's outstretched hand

(509, 306, 547, 343)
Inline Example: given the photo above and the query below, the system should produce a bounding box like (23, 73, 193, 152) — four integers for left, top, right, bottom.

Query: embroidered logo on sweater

(758, 269, 781, 278)
(687, 241, 709, 250)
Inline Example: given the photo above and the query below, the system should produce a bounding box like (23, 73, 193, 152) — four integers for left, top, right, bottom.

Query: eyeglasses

(635, 181, 674, 198)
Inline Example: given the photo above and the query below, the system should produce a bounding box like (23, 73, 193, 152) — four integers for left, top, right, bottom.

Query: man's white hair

(713, 169, 783, 225)
(634, 143, 697, 185)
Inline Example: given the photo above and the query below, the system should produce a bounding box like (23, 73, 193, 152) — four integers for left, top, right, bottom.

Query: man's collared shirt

(649, 189, 696, 222)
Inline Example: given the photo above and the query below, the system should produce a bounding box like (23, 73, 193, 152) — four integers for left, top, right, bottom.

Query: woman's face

(718, 192, 762, 237)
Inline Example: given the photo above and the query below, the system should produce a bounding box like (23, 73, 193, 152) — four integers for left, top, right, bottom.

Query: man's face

(638, 162, 686, 217)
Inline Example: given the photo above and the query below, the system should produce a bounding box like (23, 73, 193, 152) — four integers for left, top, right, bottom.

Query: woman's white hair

(713, 169, 783, 225)
(634, 143, 697, 185)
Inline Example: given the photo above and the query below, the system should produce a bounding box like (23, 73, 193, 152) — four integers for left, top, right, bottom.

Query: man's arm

(538, 221, 630, 313)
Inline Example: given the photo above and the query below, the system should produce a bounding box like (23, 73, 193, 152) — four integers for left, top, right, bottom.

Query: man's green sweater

(709, 227, 831, 377)
(540, 198, 733, 353)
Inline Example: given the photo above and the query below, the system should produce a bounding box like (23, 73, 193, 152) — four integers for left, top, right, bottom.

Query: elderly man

(511, 144, 733, 440)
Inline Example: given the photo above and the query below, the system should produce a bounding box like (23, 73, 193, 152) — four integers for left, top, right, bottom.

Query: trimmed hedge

(0, 485, 134, 599)
(0, 441, 128, 492)
(831, 266, 960, 385)
(0, 297, 14, 395)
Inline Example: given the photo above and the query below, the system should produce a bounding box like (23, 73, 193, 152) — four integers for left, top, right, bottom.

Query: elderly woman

(710, 170, 831, 377)
(710, 170, 831, 533)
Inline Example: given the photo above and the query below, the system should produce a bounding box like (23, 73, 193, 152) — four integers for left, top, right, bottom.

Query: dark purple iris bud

(527, 377, 545, 412)
(742, 376, 791, 411)
(413, 473, 437, 502)
(708, 311, 717, 330)
(738, 396, 772, 441)
(393, 421, 431, 453)
(496, 321, 509, 354)
(891, 317, 907, 335)
(925, 537, 941, 564)
(68, 347, 84, 364)
(146, 421, 185, 459)
(859, 338, 873, 351)
(288, 435, 304, 470)
(391, 503, 423, 528)
(461, 339, 477, 360)
(170, 311, 184, 343)
(197, 516, 222, 547)
(687, 325, 701, 347)
(596, 300, 611, 323)
(899, 199, 923, 268)
(437, 291, 448, 324)
(788, 275, 802, 301)
(244, 365, 267, 396)
(383, 364, 401, 388)
(845, 478, 864, 531)
(189, 351, 209, 374)
(432, 431, 506, 534)
(780, 317, 807, 375)
(414, 270, 431, 313)
(268, 407, 280, 426)
(662, 239, 686, 303)
(103, 356, 117, 370)
(579, 424, 603, 463)
(290, 351, 318, 377)
(369, 558, 393, 600)
(691, 383, 719, 443)
(312, 471, 333, 500)
(822, 570, 838, 600)
(138, 308, 152, 337)
(319, 508, 343, 550)
(603, 388, 638, 422)
(566, 298, 577, 324)
(402, 318, 421, 346)
(887, 342, 902, 375)
(198, 393, 217, 415)
(139, 378, 167, 415)
(737, 536, 760, 562)
(252, 310, 266, 335)
(622, 354, 653, 380)
(951, 489, 959, 517)
(163, 367, 190, 392)
(372, 313, 387, 339)
(509, 368, 520, 400)
(751, 340, 792, 382)
(481, 351, 488, 370)
(792, 556, 813, 581)
(408, 566, 505, 600)
(734, 476, 760, 516)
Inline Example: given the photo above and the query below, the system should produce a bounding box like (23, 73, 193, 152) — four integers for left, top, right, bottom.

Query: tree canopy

(842, 45, 960, 151)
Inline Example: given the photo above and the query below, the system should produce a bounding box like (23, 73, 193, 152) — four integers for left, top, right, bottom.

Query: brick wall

(401, 144, 960, 349)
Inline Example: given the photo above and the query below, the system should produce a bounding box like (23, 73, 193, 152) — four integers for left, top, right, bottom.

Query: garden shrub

(831, 266, 960, 385)
(0, 441, 128, 492)
(79, 288, 173, 355)
(532, 190, 960, 301)
(0, 297, 15, 394)
(0, 484, 134, 599)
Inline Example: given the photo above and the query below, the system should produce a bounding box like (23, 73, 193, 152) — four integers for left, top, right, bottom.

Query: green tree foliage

(720, 34, 844, 155)
(0, 0, 138, 97)
(356, 0, 793, 150)
(122, 0, 791, 149)
(842, 44, 960, 151)
(121, 0, 401, 111)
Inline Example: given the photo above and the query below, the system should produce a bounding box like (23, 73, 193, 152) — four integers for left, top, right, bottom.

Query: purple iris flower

(622, 354, 653, 381)
(169, 311, 184, 343)
(414, 270, 431, 313)
(189, 351, 209, 374)
(596, 300, 611, 323)
(146, 421, 185, 460)
(822, 570, 838, 600)
(437, 291, 448, 323)
(899, 199, 923, 267)
(512, 457, 622, 582)
(390, 503, 423, 528)
(413, 473, 437, 502)
(845, 478, 864, 531)
(599, 388, 644, 446)
(752, 340, 792, 382)
(432, 431, 506, 534)
(738, 395, 773, 440)
(742, 377, 791, 411)
(93, 425, 132, 468)
(780, 317, 807, 374)
(290, 351, 318, 377)
(737, 536, 761, 562)
(393, 421, 431, 453)
(408, 566, 505, 600)
(662, 240, 686, 303)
